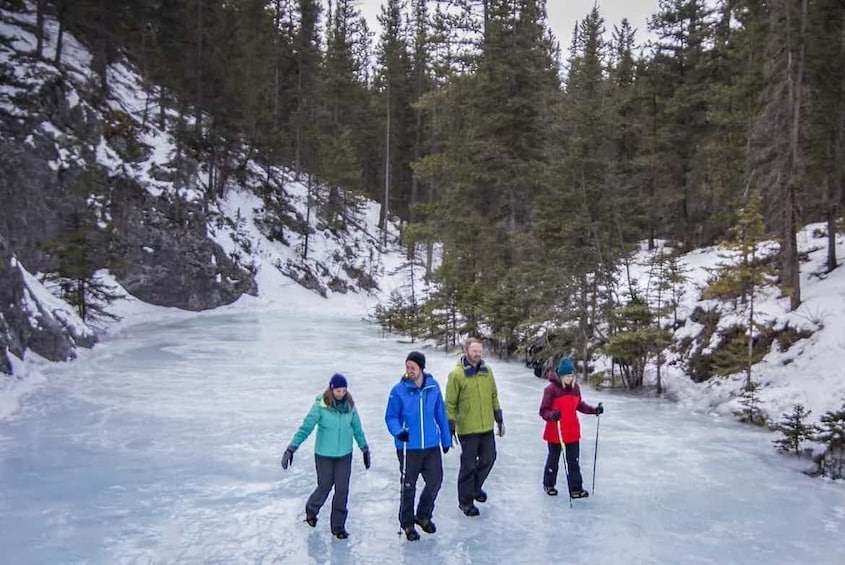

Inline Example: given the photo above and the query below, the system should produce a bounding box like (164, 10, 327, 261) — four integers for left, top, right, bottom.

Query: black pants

(544, 441, 583, 493)
(457, 430, 496, 506)
(396, 446, 443, 528)
(305, 453, 352, 534)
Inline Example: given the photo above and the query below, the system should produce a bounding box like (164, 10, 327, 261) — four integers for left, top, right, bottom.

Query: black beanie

(406, 351, 426, 370)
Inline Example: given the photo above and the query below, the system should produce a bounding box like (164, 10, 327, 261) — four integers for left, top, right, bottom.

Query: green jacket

(290, 393, 368, 457)
(445, 357, 501, 435)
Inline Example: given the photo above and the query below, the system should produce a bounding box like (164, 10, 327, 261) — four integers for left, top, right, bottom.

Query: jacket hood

(458, 356, 488, 376)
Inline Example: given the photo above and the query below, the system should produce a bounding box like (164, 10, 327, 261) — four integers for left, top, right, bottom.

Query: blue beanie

(329, 373, 348, 389)
(556, 358, 575, 376)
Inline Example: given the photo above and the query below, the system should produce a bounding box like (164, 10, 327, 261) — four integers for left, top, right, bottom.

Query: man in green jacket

(281, 373, 370, 539)
(445, 337, 505, 517)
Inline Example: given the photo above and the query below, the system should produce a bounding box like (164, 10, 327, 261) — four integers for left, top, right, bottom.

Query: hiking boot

(304, 515, 317, 527)
(415, 517, 437, 534)
(459, 503, 480, 517)
(404, 526, 420, 541)
(544, 486, 559, 496)
(333, 530, 349, 539)
(474, 489, 488, 503)
(570, 489, 589, 499)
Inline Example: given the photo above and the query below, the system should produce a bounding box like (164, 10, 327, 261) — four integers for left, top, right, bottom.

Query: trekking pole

(592, 403, 602, 494)
(397, 441, 407, 536)
(556, 420, 573, 508)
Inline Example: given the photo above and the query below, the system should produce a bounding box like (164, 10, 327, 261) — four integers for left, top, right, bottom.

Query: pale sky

(356, 1, 659, 48)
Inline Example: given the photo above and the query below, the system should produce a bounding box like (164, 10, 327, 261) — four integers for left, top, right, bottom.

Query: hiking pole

(592, 403, 602, 495)
(557, 420, 573, 508)
(397, 441, 407, 536)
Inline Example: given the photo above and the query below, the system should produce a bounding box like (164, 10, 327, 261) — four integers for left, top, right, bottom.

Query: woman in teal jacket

(281, 373, 369, 539)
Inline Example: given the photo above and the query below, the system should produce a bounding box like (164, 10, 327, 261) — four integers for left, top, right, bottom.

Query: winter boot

(404, 526, 421, 541)
(544, 486, 559, 496)
(304, 515, 318, 527)
(333, 529, 349, 540)
(570, 489, 590, 499)
(459, 503, 480, 517)
(474, 489, 488, 503)
(415, 517, 437, 534)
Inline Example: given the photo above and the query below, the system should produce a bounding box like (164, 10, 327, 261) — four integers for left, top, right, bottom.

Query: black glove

(494, 410, 505, 437)
(442, 445, 450, 454)
(550, 409, 560, 421)
(281, 445, 296, 469)
(595, 403, 604, 416)
(449, 420, 457, 441)
(397, 430, 409, 443)
(362, 447, 371, 469)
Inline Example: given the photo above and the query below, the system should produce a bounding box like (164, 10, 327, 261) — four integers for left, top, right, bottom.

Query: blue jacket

(385, 373, 452, 451)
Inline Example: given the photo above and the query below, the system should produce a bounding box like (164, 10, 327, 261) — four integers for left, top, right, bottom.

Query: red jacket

(539, 371, 596, 443)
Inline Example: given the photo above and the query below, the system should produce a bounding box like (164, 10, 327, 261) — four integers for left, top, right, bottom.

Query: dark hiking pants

(396, 446, 443, 529)
(457, 430, 496, 506)
(543, 440, 583, 493)
(305, 453, 352, 534)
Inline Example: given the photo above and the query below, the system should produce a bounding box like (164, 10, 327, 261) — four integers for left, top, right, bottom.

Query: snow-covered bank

(1, 306, 843, 564)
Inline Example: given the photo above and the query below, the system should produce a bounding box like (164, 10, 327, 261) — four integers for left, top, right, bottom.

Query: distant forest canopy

(11, 0, 844, 356)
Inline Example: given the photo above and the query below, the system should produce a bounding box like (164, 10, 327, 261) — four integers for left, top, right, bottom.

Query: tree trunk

(783, 0, 808, 311)
(828, 17, 845, 273)
(53, 1, 65, 65)
(380, 92, 391, 237)
(195, 0, 204, 133)
(35, 0, 45, 58)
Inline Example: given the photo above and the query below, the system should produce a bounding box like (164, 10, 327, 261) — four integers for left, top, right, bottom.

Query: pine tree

(603, 295, 672, 389)
(40, 172, 122, 324)
(533, 6, 620, 369)
(815, 400, 845, 479)
(703, 191, 770, 389)
(803, 0, 845, 274)
(374, 0, 413, 233)
(645, 0, 718, 249)
(699, 0, 767, 244)
(750, 0, 808, 312)
(771, 404, 818, 455)
(736, 378, 765, 425)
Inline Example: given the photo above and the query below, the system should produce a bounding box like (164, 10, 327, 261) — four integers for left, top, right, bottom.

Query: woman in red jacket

(538, 358, 603, 498)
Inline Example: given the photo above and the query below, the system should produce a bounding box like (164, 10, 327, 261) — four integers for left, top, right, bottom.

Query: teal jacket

(290, 393, 368, 457)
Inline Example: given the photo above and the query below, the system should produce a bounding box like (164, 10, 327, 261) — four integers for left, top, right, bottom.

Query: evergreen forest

(10, 0, 845, 370)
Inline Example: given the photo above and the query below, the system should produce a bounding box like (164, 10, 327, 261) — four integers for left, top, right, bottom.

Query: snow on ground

(1, 304, 844, 564)
(650, 224, 845, 424)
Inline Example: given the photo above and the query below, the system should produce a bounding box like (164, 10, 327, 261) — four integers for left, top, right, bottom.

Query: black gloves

(281, 445, 296, 469)
(397, 430, 409, 443)
(362, 447, 371, 469)
(595, 403, 604, 415)
(494, 409, 505, 437)
(442, 446, 450, 454)
(449, 420, 457, 441)
(550, 409, 560, 421)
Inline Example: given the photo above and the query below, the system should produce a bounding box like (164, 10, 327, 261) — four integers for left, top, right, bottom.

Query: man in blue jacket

(385, 351, 452, 541)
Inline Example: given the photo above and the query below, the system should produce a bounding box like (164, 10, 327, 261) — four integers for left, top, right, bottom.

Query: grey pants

(305, 453, 353, 534)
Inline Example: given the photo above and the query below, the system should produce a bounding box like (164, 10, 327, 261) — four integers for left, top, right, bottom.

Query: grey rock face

(0, 40, 258, 374)
(0, 235, 95, 374)
(109, 177, 257, 310)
